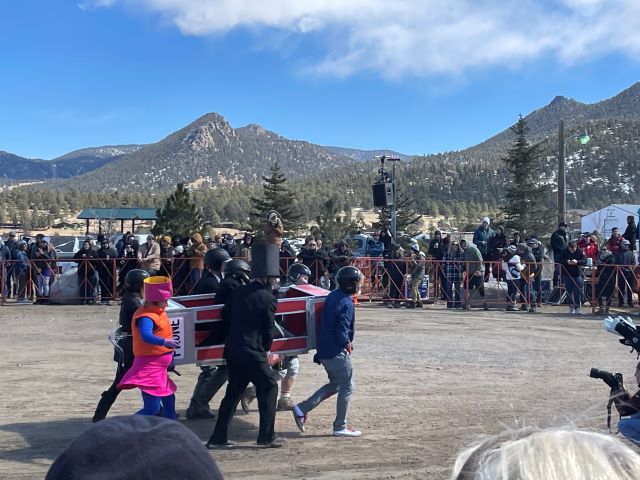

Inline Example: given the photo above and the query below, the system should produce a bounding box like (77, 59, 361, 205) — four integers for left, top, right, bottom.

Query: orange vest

(132, 306, 173, 357)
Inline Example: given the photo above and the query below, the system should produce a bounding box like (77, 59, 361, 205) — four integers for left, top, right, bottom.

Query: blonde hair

(452, 427, 640, 480)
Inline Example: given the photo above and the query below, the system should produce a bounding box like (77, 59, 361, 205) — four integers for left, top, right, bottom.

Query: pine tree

(152, 183, 203, 236)
(249, 162, 302, 232)
(501, 116, 554, 236)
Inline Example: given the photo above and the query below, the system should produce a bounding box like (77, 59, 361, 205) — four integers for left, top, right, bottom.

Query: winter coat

(428, 232, 445, 260)
(264, 220, 284, 247)
(502, 254, 524, 281)
(138, 241, 161, 272)
(473, 225, 494, 256)
(615, 249, 637, 275)
(607, 235, 623, 256)
(623, 222, 637, 251)
(489, 230, 508, 260)
(186, 233, 207, 270)
(550, 229, 570, 259)
(596, 252, 616, 300)
(463, 245, 484, 277)
(443, 248, 465, 283)
(560, 248, 587, 278)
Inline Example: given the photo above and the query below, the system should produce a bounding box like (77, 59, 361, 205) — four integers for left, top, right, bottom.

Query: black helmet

(287, 263, 311, 284)
(336, 266, 363, 294)
(124, 269, 150, 292)
(224, 259, 251, 284)
(204, 247, 230, 270)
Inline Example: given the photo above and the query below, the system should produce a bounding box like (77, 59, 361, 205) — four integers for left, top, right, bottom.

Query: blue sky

(2, 0, 640, 159)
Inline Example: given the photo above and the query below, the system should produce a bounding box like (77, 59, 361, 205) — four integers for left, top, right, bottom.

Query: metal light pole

(558, 120, 566, 225)
(558, 121, 590, 225)
(388, 157, 401, 240)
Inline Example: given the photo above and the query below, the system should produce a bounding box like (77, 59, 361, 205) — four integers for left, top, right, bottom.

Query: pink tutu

(118, 352, 177, 397)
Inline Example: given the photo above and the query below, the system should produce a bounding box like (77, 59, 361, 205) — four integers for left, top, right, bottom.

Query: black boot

(93, 389, 119, 422)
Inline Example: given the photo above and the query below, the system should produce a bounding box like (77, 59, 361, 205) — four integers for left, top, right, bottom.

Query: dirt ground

(1, 301, 639, 479)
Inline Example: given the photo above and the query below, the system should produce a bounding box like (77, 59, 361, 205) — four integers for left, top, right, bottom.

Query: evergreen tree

(501, 116, 554, 235)
(249, 162, 302, 232)
(152, 183, 203, 236)
(314, 196, 351, 244)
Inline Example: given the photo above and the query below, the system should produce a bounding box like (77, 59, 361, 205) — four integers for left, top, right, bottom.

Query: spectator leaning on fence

(460, 239, 484, 309)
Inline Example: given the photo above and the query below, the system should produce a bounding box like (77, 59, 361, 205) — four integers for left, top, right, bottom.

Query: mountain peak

(236, 123, 281, 140)
(548, 95, 581, 108)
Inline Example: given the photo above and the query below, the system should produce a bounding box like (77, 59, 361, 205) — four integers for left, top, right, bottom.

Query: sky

(1, 0, 640, 160)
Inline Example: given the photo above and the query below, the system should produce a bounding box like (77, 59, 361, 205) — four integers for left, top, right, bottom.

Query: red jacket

(607, 236, 622, 255)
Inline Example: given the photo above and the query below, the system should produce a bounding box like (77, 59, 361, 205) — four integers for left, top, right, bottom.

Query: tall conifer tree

(152, 183, 203, 236)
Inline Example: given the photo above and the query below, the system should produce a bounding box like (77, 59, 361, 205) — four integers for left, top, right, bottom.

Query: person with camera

(118, 235, 139, 291)
(560, 240, 587, 314)
(264, 210, 284, 247)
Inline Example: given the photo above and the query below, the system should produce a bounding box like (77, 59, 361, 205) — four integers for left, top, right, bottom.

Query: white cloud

(82, 0, 640, 78)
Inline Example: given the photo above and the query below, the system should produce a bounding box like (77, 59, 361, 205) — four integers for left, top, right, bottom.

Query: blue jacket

(317, 289, 355, 360)
(473, 225, 494, 256)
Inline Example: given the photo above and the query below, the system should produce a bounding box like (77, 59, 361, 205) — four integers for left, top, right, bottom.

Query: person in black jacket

(207, 243, 284, 449)
(297, 239, 328, 286)
(489, 226, 508, 281)
(117, 235, 139, 291)
(623, 215, 637, 252)
(186, 248, 232, 420)
(74, 240, 98, 304)
(615, 239, 637, 308)
(428, 230, 446, 300)
(92, 269, 149, 422)
(550, 222, 570, 288)
(385, 245, 406, 308)
(96, 239, 118, 305)
(560, 240, 587, 314)
(595, 249, 616, 314)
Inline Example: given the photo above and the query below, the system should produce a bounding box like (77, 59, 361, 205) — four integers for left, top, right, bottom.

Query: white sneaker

(568, 307, 575, 314)
(333, 427, 361, 437)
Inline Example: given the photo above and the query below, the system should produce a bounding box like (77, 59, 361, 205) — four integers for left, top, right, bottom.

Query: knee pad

(284, 357, 299, 380)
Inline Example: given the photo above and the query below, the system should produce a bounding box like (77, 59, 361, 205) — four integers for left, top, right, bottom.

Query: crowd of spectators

(1, 214, 638, 311)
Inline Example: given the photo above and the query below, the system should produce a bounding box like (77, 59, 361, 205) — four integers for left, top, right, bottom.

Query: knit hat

(507, 245, 517, 254)
(161, 235, 172, 244)
(45, 416, 223, 480)
(144, 276, 173, 302)
(482, 217, 490, 224)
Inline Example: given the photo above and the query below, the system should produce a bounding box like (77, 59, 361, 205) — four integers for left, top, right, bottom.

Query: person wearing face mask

(550, 222, 571, 288)
(74, 240, 98, 305)
(207, 243, 284, 449)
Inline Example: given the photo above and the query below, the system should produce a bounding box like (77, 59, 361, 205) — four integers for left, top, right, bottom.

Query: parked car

(344, 234, 384, 257)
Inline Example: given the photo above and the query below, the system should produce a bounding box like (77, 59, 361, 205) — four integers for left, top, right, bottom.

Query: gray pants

(297, 351, 354, 431)
(188, 366, 229, 413)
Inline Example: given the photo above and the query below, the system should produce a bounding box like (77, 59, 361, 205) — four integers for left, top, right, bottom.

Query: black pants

(188, 365, 229, 413)
(482, 253, 491, 282)
(93, 338, 133, 421)
(618, 272, 635, 306)
(209, 357, 278, 445)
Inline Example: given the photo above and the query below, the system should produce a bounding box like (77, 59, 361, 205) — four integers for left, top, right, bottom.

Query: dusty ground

(1, 301, 639, 479)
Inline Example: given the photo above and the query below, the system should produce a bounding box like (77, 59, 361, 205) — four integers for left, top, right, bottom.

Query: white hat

(507, 244, 517, 254)
(482, 217, 490, 224)
(411, 243, 420, 252)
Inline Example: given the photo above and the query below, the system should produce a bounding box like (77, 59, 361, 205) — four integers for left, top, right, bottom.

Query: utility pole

(388, 157, 401, 241)
(558, 120, 566, 225)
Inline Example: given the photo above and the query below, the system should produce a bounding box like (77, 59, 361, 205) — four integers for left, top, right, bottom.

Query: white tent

(581, 204, 640, 239)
